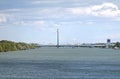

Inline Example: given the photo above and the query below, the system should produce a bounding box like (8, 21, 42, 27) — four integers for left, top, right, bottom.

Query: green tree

(0, 40, 39, 52)
(0, 45, 3, 52)
(114, 42, 120, 48)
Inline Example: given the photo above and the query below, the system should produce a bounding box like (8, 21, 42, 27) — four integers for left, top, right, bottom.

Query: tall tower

(57, 29, 59, 48)
(106, 39, 111, 48)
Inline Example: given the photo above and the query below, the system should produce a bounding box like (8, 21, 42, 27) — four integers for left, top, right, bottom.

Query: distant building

(106, 39, 111, 48)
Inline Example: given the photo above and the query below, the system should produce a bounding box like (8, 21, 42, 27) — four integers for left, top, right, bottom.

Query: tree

(0, 45, 3, 52)
(114, 42, 120, 48)
(0, 40, 39, 52)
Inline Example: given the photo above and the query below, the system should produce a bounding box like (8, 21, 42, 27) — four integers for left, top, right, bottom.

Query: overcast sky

(0, 0, 120, 44)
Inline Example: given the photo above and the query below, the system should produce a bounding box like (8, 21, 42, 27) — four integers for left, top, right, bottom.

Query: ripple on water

(0, 60, 120, 79)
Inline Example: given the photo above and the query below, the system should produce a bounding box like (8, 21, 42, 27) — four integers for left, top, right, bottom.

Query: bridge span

(39, 44, 106, 48)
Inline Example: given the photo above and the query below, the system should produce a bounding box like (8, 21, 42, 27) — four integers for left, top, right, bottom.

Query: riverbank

(0, 40, 39, 52)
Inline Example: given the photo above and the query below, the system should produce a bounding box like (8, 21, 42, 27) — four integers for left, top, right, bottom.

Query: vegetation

(113, 42, 120, 48)
(0, 40, 39, 52)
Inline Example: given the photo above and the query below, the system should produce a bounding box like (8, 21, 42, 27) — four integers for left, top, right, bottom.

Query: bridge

(38, 29, 113, 48)
(39, 44, 107, 48)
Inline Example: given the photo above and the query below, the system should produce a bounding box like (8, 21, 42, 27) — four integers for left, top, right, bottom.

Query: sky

(0, 0, 120, 45)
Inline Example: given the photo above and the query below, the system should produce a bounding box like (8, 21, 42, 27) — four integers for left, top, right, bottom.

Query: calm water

(0, 47, 120, 79)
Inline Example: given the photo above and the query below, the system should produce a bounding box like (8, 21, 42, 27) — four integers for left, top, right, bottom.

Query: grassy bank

(0, 40, 39, 52)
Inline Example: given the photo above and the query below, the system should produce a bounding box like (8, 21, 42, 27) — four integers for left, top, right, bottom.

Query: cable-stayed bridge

(38, 29, 114, 48)
(39, 44, 107, 48)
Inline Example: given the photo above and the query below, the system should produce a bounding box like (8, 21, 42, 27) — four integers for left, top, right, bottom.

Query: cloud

(13, 21, 25, 25)
(0, 14, 8, 23)
(67, 2, 120, 19)
(1, 2, 119, 27)
(33, 21, 45, 25)
(86, 21, 94, 24)
(14, 20, 45, 26)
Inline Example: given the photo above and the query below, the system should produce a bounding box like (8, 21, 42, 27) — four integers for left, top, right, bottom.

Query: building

(106, 39, 111, 48)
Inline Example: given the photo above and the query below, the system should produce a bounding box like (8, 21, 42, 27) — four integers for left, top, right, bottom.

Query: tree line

(0, 40, 39, 52)
(114, 42, 120, 48)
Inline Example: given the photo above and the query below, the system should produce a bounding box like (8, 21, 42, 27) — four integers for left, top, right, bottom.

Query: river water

(0, 47, 120, 79)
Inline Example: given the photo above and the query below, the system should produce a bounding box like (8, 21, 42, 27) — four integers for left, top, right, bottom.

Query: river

(0, 47, 120, 79)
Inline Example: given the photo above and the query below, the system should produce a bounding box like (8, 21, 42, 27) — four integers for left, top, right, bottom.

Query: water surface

(0, 47, 120, 79)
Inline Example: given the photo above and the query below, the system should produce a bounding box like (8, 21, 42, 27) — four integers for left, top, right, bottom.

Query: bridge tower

(57, 29, 59, 48)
